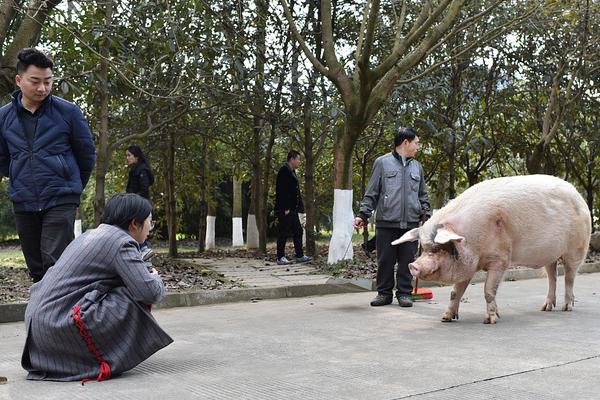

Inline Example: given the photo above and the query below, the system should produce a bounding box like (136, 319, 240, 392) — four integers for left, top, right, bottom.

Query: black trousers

(14, 204, 77, 282)
(375, 227, 418, 298)
(276, 211, 304, 259)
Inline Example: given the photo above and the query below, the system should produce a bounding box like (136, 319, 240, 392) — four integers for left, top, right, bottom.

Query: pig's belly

(510, 247, 563, 268)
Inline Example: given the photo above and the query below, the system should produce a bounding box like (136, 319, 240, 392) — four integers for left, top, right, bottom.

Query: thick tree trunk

(232, 175, 244, 247)
(92, 0, 112, 226)
(302, 104, 317, 257)
(327, 122, 357, 263)
(165, 130, 177, 257)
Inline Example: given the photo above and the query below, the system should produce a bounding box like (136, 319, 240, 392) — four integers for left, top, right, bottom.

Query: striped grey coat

(21, 223, 173, 381)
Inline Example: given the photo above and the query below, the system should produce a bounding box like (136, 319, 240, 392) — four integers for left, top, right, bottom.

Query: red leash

(72, 305, 111, 385)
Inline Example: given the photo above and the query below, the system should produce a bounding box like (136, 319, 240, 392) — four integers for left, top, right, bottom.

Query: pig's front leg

(483, 269, 505, 324)
(441, 280, 470, 322)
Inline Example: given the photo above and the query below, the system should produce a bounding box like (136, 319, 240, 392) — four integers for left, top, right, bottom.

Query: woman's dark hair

(16, 48, 54, 74)
(126, 145, 149, 165)
(394, 127, 418, 147)
(101, 193, 152, 230)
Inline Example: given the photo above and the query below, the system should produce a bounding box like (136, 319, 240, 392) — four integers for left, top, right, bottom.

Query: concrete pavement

(1, 272, 600, 399)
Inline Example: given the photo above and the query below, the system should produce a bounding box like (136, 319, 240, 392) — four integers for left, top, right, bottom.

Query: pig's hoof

(562, 303, 573, 311)
(540, 301, 555, 311)
(441, 312, 458, 322)
(484, 314, 498, 324)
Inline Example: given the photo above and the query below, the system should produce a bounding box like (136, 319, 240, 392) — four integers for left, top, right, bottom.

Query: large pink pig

(392, 175, 591, 324)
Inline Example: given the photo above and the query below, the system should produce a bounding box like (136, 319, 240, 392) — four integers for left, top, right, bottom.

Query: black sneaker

(370, 294, 393, 307)
(397, 295, 413, 308)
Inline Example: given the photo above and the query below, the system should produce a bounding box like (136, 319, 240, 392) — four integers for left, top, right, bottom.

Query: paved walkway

(187, 257, 333, 287)
(2, 273, 600, 399)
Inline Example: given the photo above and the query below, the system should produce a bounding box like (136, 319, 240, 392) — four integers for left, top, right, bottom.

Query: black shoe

(370, 294, 393, 307)
(397, 295, 413, 308)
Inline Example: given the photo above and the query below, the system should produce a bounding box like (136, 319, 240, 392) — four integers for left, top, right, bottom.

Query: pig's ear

(434, 228, 464, 244)
(391, 228, 420, 245)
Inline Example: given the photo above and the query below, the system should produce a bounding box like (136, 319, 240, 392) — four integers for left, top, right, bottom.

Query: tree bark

(93, 0, 112, 226)
(165, 129, 177, 257)
(197, 139, 208, 252)
(232, 174, 244, 247)
(205, 155, 216, 250)
(0, 0, 62, 96)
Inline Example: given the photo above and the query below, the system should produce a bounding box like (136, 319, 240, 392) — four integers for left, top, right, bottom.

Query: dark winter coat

(274, 163, 304, 213)
(126, 161, 154, 199)
(21, 223, 173, 381)
(0, 91, 96, 212)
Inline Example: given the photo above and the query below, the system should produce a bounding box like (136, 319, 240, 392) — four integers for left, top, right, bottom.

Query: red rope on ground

(72, 305, 111, 385)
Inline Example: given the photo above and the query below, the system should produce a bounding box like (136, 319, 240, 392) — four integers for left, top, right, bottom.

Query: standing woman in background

(125, 145, 154, 199)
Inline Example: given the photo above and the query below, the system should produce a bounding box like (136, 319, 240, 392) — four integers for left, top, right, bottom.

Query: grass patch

(0, 249, 25, 268)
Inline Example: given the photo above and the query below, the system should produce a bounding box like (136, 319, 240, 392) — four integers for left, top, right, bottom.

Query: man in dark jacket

(274, 150, 311, 265)
(0, 48, 96, 282)
(354, 128, 430, 307)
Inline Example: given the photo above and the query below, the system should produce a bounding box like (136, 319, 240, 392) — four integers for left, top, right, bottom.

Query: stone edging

(2, 262, 599, 324)
(0, 282, 366, 324)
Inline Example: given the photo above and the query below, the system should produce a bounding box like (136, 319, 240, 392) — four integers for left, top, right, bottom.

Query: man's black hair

(16, 48, 54, 74)
(394, 127, 418, 147)
(287, 150, 301, 161)
(101, 193, 152, 231)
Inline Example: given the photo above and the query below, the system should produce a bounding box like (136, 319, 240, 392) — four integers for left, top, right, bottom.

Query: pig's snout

(409, 263, 419, 278)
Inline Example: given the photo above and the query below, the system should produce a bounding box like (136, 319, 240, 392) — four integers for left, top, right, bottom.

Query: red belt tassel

(72, 305, 111, 385)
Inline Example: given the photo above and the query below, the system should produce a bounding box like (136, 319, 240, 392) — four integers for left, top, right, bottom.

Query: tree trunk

(246, 199, 259, 249)
(165, 129, 177, 257)
(327, 122, 357, 263)
(197, 140, 208, 252)
(205, 159, 217, 250)
(586, 166, 594, 233)
(302, 96, 317, 256)
(92, 0, 112, 226)
(232, 174, 244, 247)
(0, 0, 61, 96)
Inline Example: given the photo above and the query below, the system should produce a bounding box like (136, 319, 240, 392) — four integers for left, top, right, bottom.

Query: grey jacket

(358, 152, 430, 229)
(21, 223, 173, 381)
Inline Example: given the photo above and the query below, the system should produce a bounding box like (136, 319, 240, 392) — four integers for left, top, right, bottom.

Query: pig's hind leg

(561, 258, 581, 311)
(540, 261, 558, 311)
(441, 280, 470, 322)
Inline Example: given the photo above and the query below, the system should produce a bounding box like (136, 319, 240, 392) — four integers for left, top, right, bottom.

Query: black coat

(274, 164, 304, 213)
(126, 162, 154, 199)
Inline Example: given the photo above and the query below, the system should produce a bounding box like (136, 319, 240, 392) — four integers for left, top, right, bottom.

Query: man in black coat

(274, 151, 311, 265)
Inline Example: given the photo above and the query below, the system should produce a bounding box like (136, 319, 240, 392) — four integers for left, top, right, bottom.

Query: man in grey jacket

(354, 127, 430, 307)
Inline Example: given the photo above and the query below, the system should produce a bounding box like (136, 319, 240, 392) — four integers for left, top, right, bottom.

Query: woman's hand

(148, 267, 158, 275)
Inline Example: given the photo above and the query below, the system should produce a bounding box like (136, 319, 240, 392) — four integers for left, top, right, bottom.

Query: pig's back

(437, 175, 590, 267)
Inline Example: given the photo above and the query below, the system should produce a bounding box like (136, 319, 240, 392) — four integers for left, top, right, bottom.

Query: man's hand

(284, 210, 290, 216)
(353, 217, 365, 229)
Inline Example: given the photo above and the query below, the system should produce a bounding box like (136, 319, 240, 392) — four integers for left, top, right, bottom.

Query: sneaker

(277, 257, 292, 265)
(295, 255, 311, 263)
(397, 295, 413, 308)
(370, 294, 393, 307)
